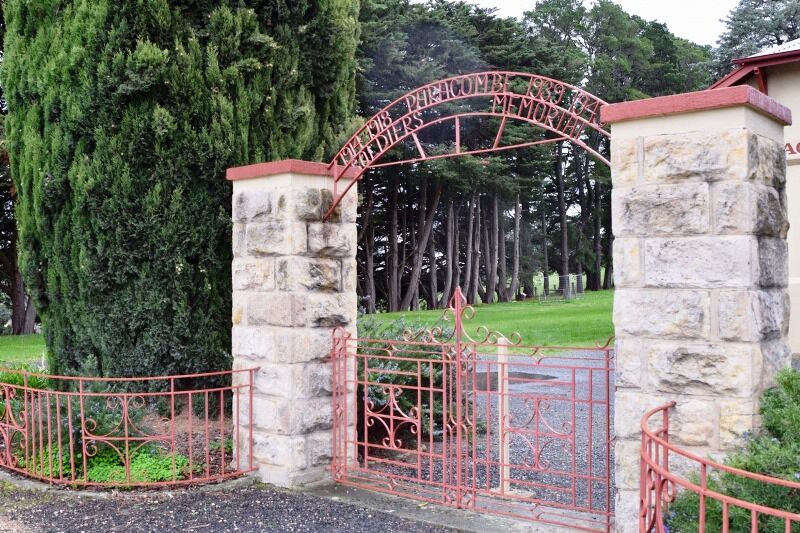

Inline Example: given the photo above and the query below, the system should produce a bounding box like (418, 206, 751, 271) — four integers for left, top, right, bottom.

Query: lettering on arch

(332, 72, 608, 172)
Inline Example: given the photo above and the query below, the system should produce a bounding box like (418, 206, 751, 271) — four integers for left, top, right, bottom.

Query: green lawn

(364, 290, 614, 347)
(0, 334, 47, 366)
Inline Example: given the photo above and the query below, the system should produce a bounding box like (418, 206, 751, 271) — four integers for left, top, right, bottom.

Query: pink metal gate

(332, 289, 614, 531)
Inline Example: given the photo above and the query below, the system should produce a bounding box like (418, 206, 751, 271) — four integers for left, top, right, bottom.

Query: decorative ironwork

(325, 71, 610, 220)
(332, 287, 614, 532)
(640, 404, 800, 532)
(0, 368, 256, 487)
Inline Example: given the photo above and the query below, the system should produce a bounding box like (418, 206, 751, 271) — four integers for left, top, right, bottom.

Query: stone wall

(227, 161, 358, 487)
(603, 86, 792, 532)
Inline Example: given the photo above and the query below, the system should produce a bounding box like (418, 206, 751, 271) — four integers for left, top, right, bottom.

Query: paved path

(1, 483, 455, 533)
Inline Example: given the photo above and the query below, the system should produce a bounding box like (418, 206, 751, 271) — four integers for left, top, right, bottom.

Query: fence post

(226, 160, 358, 487)
(602, 86, 792, 532)
(497, 335, 510, 495)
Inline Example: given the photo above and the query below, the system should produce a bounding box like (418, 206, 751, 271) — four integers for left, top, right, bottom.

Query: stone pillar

(601, 86, 792, 531)
(226, 159, 358, 487)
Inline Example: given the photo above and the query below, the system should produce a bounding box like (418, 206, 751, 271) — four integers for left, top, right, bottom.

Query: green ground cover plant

(668, 370, 800, 532)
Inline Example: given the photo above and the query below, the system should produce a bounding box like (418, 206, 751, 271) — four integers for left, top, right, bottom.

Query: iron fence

(332, 288, 614, 532)
(640, 403, 800, 532)
(0, 367, 256, 487)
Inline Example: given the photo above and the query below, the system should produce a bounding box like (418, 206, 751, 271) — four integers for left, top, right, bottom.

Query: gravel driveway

(1, 484, 455, 533)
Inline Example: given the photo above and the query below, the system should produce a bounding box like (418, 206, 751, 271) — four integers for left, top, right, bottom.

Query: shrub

(668, 370, 800, 533)
(3, 1, 360, 379)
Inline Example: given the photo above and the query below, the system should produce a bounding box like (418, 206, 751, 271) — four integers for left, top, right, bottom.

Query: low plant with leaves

(667, 370, 800, 532)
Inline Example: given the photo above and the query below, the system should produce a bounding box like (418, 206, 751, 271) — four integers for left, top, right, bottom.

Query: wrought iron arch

(325, 71, 609, 220)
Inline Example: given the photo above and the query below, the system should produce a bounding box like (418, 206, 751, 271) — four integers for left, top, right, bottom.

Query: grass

(0, 334, 47, 366)
(366, 290, 614, 347)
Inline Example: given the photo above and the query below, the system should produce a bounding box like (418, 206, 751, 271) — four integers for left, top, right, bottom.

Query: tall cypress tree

(2, 1, 359, 377)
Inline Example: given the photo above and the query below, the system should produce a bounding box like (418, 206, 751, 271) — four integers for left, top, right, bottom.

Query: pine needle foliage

(2, 1, 359, 377)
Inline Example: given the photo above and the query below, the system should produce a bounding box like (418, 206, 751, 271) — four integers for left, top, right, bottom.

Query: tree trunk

(399, 183, 443, 311)
(470, 197, 482, 304)
(428, 230, 438, 310)
(510, 194, 522, 299)
(8, 220, 36, 335)
(388, 181, 400, 311)
(410, 179, 427, 311)
(365, 224, 377, 314)
(555, 141, 570, 297)
(487, 193, 499, 304)
(594, 180, 603, 291)
(462, 195, 475, 297)
(542, 207, 550, 296)
(498, 209, 508, 302)
(440, 199, 455, 308)
(481, 197, 494, 304)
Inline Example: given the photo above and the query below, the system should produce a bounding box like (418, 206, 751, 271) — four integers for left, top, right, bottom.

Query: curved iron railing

(640, 403, 800, 532)
(0, 367, 256, 487)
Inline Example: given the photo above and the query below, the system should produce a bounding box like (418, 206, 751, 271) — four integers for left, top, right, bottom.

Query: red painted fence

(332, 288, 614, 532)
(640, 403, 800, 532)
(0, 367, 256, 487)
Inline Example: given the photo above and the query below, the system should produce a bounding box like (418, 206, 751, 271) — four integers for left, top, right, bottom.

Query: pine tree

(715, 0, 800, 77)
(2, 1, 359, 377)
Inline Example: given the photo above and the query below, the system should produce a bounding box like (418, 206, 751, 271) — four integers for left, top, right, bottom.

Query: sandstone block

(243, 394, 290, 434)
(251, 362, 332, 399)
(320, 187, 358, 224)
(252, 363, 295, 398)
(613, 338, 644, 389)
(291, 188, 326, 222)
(614, 289, 710, 339)
(342, 260, 358, 293)
(614, 439, 642, 491)
(308, 223, 357, 258)
(645, 341, 759, 397)
(749, 133, 787, 188)
(756, 238, 788, 288)
(233, 326, 334, 363)
(718, 399, 759, 449)
(246, 220, 308, 257)
(610, 137, 640, 188)
(760, 339, 792, 388)
(232, 291, 246, 326)
(233, 190, 273, 222)
(643, 236, 755, 288)
(754, 185, 789, 237)
(300, 396, 334, 433)
(671, 398, 717, 447)
(615, 390, 665, 440)
(247, 292, 295, 327)
(246, 291, 355, 329)
(294, 292, 358, 328)
(252, 434, 307, 469)
(307, 430, 333, 468)
(232, 223, 246, 257)
(614, 489, 640, 533)
(276, 257, 341, 292)
(612, 238, 642, 288)
(256, 463, 328, 488)
(714, 182, 787, 236)
(644, 129, 748, 183)
(244, 394, 331, 436)
(233, 258, 275, 291)
(719, 290, 790, 342)
(612, 182, 709, 237)
(298, 362, 332, 398)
